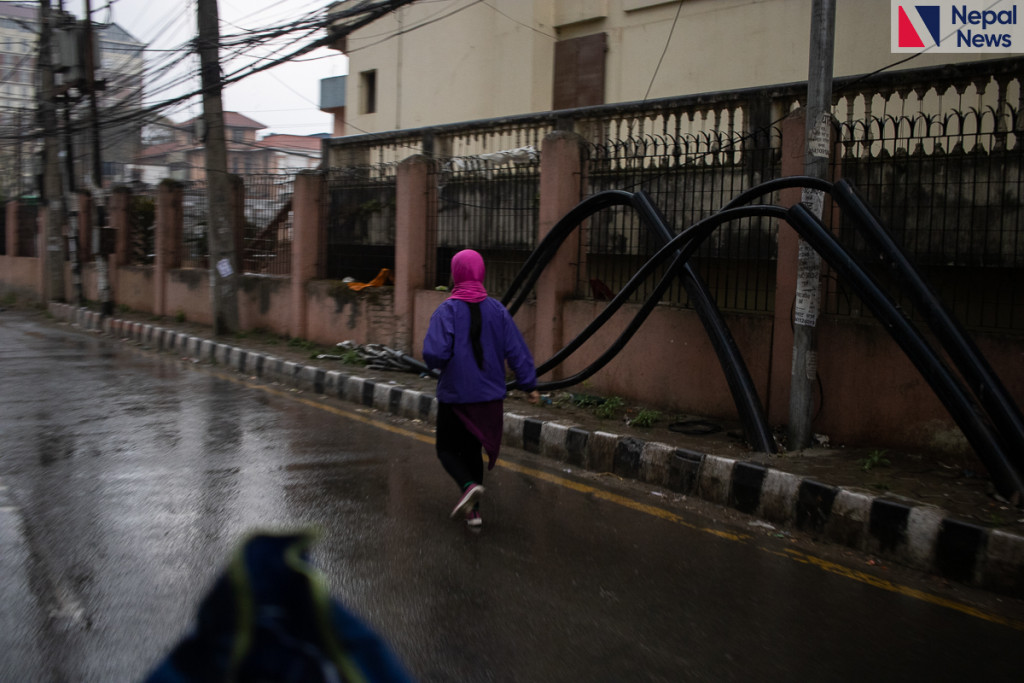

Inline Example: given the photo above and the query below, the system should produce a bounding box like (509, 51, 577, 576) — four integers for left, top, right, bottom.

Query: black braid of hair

(467, 301, 485, 370)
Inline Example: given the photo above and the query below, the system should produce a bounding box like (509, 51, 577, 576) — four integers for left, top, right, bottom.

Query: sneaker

(466, 510, 482, 527)
(450, 484, 484, 519)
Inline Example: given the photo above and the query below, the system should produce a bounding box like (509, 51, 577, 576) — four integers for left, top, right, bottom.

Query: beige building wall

(334, 0, 998, 135)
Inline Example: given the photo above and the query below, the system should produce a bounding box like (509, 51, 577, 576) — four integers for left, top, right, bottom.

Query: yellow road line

(211, 369, 1024, 632)
(778, 548, 1024, 631)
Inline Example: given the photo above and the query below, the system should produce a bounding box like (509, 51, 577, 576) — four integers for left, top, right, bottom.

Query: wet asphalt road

(1, 311, 1022, 682)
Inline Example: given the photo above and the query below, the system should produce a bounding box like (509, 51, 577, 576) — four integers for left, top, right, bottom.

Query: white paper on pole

(794, 240, 821, 327)
(802, 186, 826, 219)
(808, 112, 831, 159)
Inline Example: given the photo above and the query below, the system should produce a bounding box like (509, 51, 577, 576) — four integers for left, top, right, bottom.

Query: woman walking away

(423, 249, 540, 528)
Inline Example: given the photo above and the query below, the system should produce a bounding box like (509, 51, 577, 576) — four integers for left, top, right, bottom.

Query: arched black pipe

(499, 190, 776, 453)
(502, 191, 636, 316)
(832, 180, 1024, 464)
(532, 205, 784, 391)
(787, 203, 1024, 503)
(720, 176, 834, 211)
(632, 191, 776, 454)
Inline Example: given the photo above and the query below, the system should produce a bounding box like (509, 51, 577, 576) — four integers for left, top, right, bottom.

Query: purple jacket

(423, 297, 537, 403)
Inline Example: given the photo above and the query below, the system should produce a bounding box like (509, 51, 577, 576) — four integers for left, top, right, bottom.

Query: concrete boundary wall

(4, 122, 1021, 453)
(50, 301, 1024, 599)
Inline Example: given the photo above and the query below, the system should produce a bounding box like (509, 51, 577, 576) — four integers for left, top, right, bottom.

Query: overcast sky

(62, 0, 349, 137)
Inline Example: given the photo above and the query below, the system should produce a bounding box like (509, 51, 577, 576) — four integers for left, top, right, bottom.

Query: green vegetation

(338, 348, 366, 366)
(594, 396, 624, 420)
(860, 449, 891, 472)
(630, 409, 662, 428)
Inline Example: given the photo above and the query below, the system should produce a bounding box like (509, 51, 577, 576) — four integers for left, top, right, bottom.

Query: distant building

(0, 2, 145, 196)
(133, 112, 323, 183)
(259, 134, 323, 171)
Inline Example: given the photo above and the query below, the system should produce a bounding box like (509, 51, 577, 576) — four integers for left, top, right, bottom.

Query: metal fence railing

(585, 128, 783, 313)
(830, 103, 1024, 333)
(242, 174, 294, 276)
(323, 165, 397, 282)
(181, 181, 207, 269)
(179, 175, 296, 274)
(16, 201, 38, 257)
(431, 151, 542, 297)
(127, 191, 156, 266)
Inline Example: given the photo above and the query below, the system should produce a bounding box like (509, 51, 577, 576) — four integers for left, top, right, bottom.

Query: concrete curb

(50, 303, 1024, 598)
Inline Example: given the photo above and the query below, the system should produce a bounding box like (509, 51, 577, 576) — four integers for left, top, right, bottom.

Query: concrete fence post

(394, 155, 436, 352)
(290, 170, 324, 339)
(534, 130, 585, 378)
(154, 179, 183, 317)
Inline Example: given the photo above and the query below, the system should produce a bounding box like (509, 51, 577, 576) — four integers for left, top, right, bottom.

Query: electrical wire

(643, 0, 684, 102)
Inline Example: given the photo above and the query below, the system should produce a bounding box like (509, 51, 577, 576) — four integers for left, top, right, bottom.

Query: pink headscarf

(448, 249, 488, 303)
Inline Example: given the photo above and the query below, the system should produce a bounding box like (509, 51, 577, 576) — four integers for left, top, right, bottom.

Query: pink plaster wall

(239, 276, 291, 336)
(303, 281, 396, 346)
(165, 270, 212, 324)
(561, 301, 773, 419)
(0, 256, 41, 302)
(116, 267, 155, 313)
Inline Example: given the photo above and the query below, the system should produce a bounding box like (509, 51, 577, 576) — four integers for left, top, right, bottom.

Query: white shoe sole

(450, 485, 484, 518)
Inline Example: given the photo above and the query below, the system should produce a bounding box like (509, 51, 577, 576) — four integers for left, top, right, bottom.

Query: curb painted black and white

(50, 303, 1024, 599)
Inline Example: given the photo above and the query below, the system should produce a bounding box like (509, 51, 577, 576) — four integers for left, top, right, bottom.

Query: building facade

(323, 0, 998, 137)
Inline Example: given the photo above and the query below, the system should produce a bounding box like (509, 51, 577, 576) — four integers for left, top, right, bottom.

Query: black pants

(436, 402, 483, 491)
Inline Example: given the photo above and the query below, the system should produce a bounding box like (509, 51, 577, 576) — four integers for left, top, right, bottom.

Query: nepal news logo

(893, 1, 1022, 52)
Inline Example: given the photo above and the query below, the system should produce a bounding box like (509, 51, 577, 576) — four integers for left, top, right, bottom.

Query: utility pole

(197, 0, 239, 335)
(83, 0, 112, 315)
(39, 0, 66, 302)
(788, 0, 835, 450)
(52, 2, 83, 304)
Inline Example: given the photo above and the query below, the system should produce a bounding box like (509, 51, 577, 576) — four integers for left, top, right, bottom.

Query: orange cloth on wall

(346, 268, 393, 291)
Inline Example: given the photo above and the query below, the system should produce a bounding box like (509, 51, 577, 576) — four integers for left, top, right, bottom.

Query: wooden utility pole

(39, 0, 66, 302)
(788, 0, 835, 450)
(197, 0, 239, 334)
(84, 0, 112, 315)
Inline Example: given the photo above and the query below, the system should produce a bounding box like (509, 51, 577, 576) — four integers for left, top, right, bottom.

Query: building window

(552, 33, 607, 110)
(233, 128, 244, 143)
(360, 69, 377, 114)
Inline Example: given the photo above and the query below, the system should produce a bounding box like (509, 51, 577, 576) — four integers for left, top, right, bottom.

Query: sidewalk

(47, 303, 1024, 599)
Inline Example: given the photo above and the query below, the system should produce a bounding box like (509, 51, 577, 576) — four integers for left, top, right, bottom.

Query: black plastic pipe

(632, 191, 776, 454)
(531, 206, 781, 390)
(499, 191, 776, 453)
(502, 191, 636, 316)
(787, 203, 1024, 503)
(721, 175, 834, 211)
(832, 180, 1024, 468)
